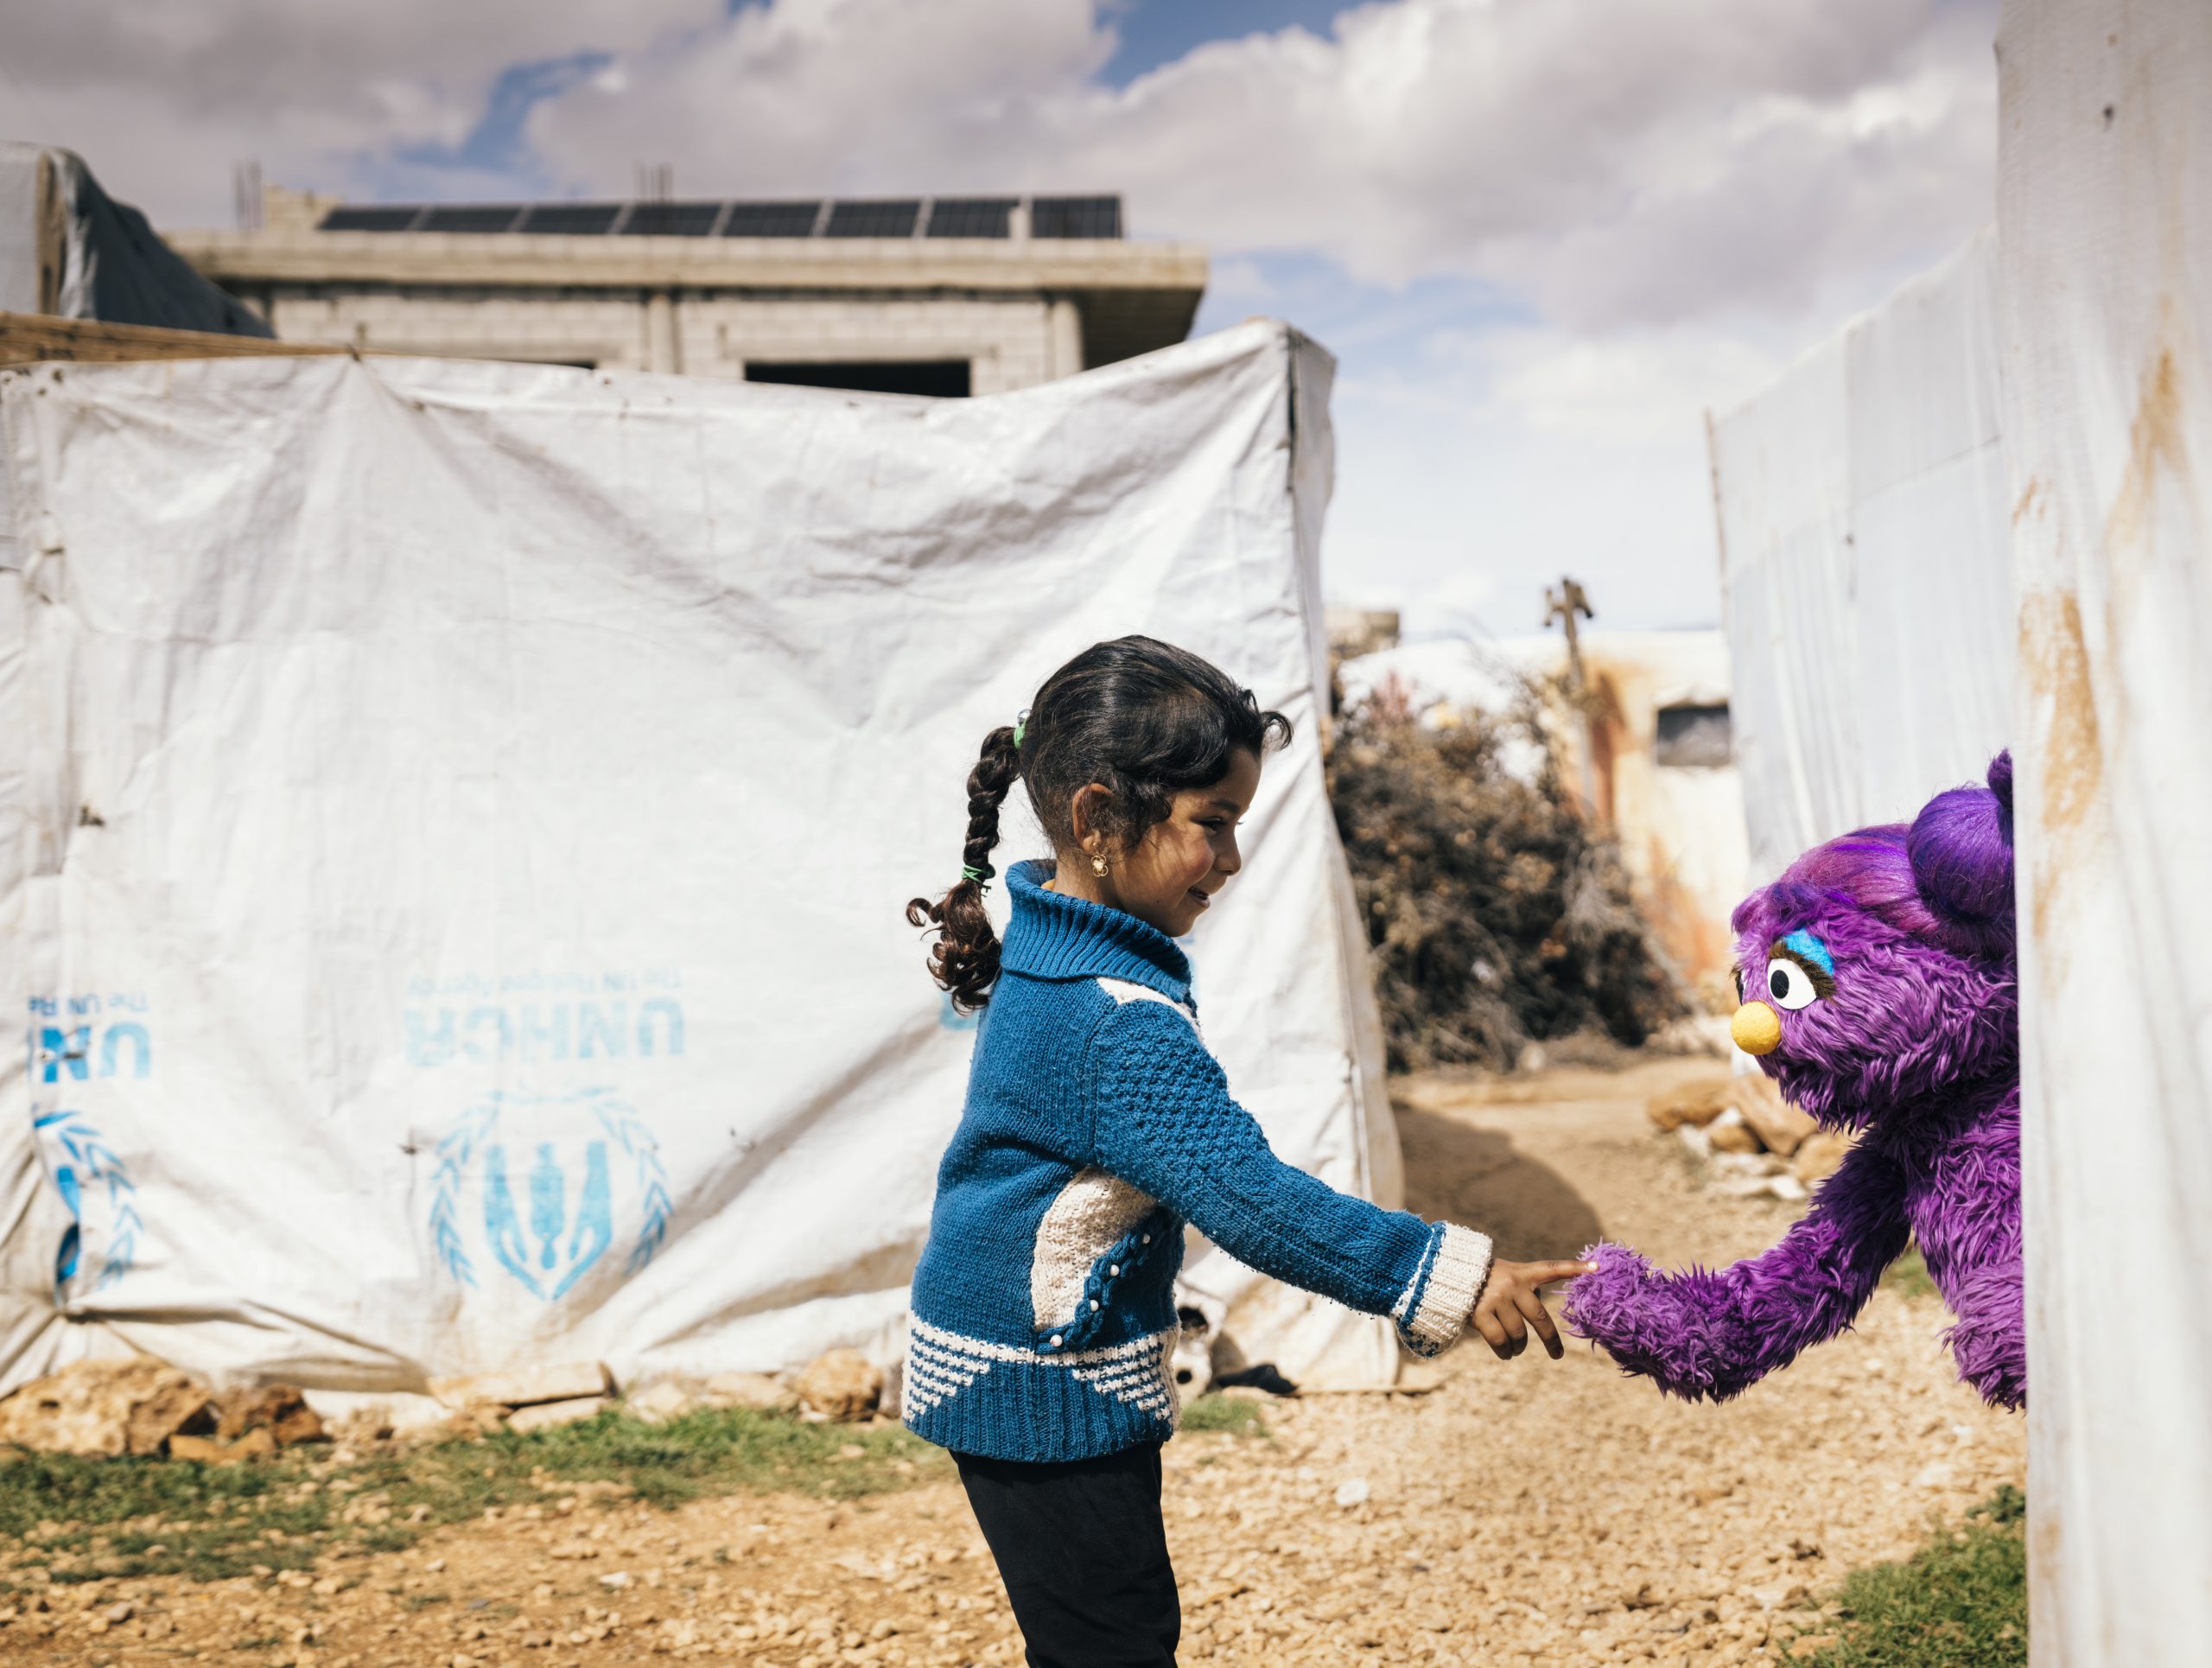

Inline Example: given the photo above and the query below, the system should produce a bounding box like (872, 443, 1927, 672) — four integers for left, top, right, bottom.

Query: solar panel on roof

(621, 201, 722, 237)
(1029, 195, 1122, 239)
(824, 199, 921, 239)
(315, 192, 1122, 242)
(721, 201, 823, 238)
(318, 205, 427, 233)
(519, 202, 624, 235)
(418, 204, 527, 234)
(925, 198, 1017, 239)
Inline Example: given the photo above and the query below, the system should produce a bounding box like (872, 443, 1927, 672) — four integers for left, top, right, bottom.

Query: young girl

(903, 636, 1590, 1666)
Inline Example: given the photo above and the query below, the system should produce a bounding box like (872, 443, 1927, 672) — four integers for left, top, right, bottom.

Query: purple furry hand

(1563, 1243, 1764, 1401)
(1563, 1138, 1913, 1402)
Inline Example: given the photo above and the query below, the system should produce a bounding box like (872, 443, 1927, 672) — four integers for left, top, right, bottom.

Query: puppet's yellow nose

(1732, 1001, 1783, 1056)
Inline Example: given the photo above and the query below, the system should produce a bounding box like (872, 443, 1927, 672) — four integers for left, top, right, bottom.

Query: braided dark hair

(907, 636, 1290, 1012)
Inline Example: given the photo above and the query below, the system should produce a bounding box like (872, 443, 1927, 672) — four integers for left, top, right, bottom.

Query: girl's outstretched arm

(1563, 1136, 1910, 1400)
(1086, 999, 1492, 1357)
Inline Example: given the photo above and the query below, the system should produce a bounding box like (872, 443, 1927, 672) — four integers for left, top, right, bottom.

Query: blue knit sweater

(904, 861, 1494, 1462)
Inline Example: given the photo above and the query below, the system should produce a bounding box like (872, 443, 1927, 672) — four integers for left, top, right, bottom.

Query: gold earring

(1090, 851, 1109, 878)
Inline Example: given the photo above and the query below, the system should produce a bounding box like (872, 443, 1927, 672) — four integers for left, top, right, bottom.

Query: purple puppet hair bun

(1906, 751, 2016, 963)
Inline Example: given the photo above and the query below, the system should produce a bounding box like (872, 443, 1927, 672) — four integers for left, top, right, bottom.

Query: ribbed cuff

(1394, 1223, 1495, 1357)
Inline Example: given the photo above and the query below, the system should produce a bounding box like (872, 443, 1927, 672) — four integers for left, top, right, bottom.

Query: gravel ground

(0, 1059, 2025, 1666)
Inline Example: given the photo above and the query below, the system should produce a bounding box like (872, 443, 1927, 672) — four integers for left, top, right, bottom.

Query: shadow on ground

(1391, 1104, 1605, 1262)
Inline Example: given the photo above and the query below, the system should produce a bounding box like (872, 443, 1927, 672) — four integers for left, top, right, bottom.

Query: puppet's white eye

(1766, 958, 1821, 1011)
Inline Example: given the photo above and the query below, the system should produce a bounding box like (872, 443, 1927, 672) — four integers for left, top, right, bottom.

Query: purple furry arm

(1563, 1141, 1910, 1401)
(1923, 1091, 2026, 1410)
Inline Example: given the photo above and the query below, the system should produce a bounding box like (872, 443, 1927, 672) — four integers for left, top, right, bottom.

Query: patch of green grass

(1884, 1242, 1938, 1300)
(1793, 1487, 2026, 1668)
(1179, 1394, 1268, 1437)
(0, 1406, 948, 1585)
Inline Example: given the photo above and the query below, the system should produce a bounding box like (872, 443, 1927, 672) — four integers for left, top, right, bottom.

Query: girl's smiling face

(1062, 747, 1262, 938)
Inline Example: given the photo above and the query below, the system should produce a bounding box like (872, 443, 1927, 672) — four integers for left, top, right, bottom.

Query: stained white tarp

(0, 319, 1405, 1406)
(0, 143, 271, 337)
(1997, 3, 2212, 1659)
(1713, 229, 2014, 877)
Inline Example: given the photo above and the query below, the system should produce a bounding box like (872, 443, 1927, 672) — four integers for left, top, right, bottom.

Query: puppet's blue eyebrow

(1781, 929, 1834, 976)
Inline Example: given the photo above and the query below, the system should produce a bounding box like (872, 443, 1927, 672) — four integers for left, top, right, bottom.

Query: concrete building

(167, 188, 1207, 396)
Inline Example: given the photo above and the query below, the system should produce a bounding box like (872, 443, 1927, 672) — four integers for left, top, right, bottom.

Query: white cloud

(520, 0, 1994, 329)
(524, 0, 1112, 199)
(0, 2, 717, 223)
(1323, 324, 1764, 636)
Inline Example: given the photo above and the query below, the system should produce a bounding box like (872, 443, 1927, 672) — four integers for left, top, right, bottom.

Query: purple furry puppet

(1565, 754, 2024, 1411)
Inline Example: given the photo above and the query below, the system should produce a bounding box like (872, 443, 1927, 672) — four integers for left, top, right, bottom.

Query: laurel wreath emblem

(37, 1113, 142, 1290)
(429, 1088, 669, 1292)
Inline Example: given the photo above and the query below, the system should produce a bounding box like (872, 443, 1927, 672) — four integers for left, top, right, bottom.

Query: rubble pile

(1649, 1072, 1851, 1201)
(1327, 691, 1693, 1071)
(0, 1359, 327, 1463)
(0, 1348, 888, 1469)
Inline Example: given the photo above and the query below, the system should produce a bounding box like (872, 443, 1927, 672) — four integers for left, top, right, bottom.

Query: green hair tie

(1011, 717, 1027, 749)
(961, 865, 990, 888)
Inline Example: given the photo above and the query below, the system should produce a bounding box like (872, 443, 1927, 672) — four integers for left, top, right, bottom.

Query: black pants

(955, 1443, 1179, 1667)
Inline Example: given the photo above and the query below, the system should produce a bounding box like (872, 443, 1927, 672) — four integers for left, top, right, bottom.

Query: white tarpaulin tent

(0, 320, 1407, 1411)
(1998, 2, 2212, 1659)
(1712, 228, 2015, 878)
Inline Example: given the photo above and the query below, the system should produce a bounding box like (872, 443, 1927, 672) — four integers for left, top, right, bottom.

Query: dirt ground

(2, 1058, 2025, 1666)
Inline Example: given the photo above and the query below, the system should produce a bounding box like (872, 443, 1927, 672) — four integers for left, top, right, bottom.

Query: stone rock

(1333, 1477, 1372, 1508)
(1794, 1131, 1852, 1185)
(0, 1358, 214, 1458)
(1712, 1151, 1787, 1177)
(627, 1382, 695, 1425)
(505, 1395, 610, 1435)
(1713, 1169, 1809, 1203)
(702, 1372, 800, 1414)
(1646, 1074, 1734, 1132)
(169, 1428, 278, 1465)
(429, 1362, 611, 1410)
(1732, 1075, 1819, 1157)
(795, 1350, 883, 1423)
(213, 1385, 326, 1447)
(330, 1409, 397, 1446)
(1704, 1107, 1763, 1155)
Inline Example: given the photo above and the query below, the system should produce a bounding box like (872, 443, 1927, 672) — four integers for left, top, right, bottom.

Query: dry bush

(1328, 680, 1690, 1072)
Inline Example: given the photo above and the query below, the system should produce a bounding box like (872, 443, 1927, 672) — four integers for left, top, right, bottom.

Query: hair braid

(906, 724, 1021, 1012)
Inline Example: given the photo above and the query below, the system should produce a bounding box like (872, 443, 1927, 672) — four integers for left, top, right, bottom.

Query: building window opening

(744, 360, 971, 398)
(1654, 703, 1732, 768)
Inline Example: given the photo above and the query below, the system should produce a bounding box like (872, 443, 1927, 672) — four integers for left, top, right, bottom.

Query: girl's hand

(1471, 1258, 1597, 1360)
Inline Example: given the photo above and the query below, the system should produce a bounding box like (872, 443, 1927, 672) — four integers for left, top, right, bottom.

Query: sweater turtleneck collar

(999, 859, 1193, 1004)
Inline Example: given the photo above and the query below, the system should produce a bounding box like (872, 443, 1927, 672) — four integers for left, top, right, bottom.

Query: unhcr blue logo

(33, 1111, 141, 1297)
(429, 1089, 670, 1301)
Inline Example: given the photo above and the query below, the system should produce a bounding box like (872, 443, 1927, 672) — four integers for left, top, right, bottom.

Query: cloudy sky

(0, 0, 2000, 636)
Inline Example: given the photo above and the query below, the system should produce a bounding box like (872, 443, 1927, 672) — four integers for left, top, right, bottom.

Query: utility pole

(1542, 576, 1599, 813)
(1542, 576, 1593, 691)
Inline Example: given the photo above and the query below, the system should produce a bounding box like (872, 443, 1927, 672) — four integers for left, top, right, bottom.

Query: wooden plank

(0, 310, 345, 367)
